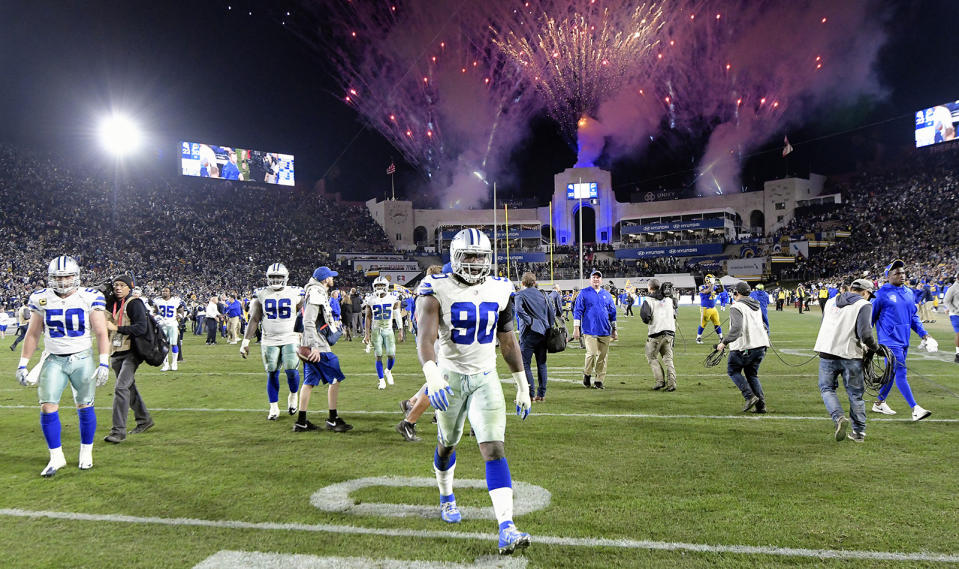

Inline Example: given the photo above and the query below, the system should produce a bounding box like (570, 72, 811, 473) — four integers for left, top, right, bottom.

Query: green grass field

(1, 307, 957, 568)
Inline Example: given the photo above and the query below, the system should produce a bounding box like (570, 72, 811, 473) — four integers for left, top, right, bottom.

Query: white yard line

(1, 508, 956, 563)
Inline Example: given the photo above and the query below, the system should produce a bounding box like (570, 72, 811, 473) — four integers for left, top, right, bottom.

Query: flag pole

(505, 203, 510, 282)
(549, 200, 554, 284)
(391, 171, 395, 200)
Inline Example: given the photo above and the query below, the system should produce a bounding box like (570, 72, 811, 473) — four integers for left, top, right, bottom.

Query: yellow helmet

(704, 274, 715, 285)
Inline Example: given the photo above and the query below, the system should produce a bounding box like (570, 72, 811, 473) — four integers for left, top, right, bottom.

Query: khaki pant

(583, 334, 611, 382)
(227, 316, 241, 343)
(645, 334, 676, 388)
(919, 301, 933, 322)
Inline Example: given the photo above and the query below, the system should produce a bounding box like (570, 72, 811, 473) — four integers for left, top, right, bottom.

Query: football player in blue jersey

(16, 256, 111, 476)
(415, 229, 532, 555)
(696, 275, 724, 344)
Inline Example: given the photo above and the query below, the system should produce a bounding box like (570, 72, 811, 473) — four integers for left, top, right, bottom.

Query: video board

(566, 182, 598, 200)
(180, 141, 295, 186)
(915, 102, 958, 148)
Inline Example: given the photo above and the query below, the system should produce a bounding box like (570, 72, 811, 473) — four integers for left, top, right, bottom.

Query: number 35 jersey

(417, 275, 513, 375)
(254, 286, 304, 346)
(28, 288, 106, 355)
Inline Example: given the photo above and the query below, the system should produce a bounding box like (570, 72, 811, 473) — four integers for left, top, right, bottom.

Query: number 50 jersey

(254, 286, 304, 346)
(417, 275, 514, 375)
(28, 288, 106, 355)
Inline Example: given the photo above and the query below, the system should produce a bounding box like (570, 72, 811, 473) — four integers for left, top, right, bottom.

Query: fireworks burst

(491, 1, 664, 138)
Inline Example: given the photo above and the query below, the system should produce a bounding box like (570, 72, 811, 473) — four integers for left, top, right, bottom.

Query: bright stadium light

(98, 114, 141, 156)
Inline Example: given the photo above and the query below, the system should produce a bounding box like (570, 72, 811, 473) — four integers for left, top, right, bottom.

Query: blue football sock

(172, 345, 179, 354)
(267, 370, 280, 403)
(41, 411, 61, 450)
(434, 449, 456, 471)
(285, 369, 300, 393)
(387, 356, 395, 370)
(77, 406, 96, 445)
(375, 360, 384, 379)
(697, 326, 704, 335)
(715, 326, 723, 336)
(485, 457, 513, 491)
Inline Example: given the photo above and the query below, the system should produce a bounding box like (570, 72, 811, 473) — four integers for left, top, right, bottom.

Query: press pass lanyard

(112, 298, 127, 327)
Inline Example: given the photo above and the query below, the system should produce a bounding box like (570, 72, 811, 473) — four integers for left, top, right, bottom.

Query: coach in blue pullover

(573, 270, 617, 389)
(871, 260, 933, 421)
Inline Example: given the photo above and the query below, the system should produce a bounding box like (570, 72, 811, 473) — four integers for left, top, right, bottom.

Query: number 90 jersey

(28, 288, 106, 355)
(254, 286, 304, 346)
(364, 292, 399, 330)
(417, 275, 514, 375)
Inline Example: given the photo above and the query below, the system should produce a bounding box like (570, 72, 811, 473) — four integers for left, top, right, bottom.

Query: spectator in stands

(515, 272, 552, 402)
(573, 270, 617, 390)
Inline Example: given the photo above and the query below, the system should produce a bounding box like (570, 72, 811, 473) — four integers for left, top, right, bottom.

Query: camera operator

(640, 279, 677, 391)
(103, 276, 154, 443)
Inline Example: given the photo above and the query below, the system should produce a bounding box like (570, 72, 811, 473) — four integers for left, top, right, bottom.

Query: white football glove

(16, 366, 32, 387)
(423, 361, 453, 411)
(511, 371, 532, 420)
(92, 364, 111, 387)
(239, 338, 250, 359)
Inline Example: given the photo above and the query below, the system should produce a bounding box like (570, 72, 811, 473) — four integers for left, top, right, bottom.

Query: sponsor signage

(614, 242, 724, 259)
(621, 218, 725, 234)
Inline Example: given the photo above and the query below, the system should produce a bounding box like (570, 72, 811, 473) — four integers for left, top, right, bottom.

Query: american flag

(386, 162, 396, 175)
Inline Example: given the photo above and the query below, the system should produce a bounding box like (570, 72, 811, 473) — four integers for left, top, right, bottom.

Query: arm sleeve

(723, 308, 743, 345)
(856, 303, 880, 352)
(871, 297, 881, 325)
(639, 300, 653, 324)
(117, 299, 150, 337)
(515, 292, 531, 327)
(497, 296, 516, 333)
(607, 293, 617, 323)
(910, 306, 928, 338)
(572, 294, 584, 324)
(302, 302, 321, 347)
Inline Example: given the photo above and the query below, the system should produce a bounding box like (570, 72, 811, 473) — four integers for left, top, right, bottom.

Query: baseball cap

(884, 259, 905, 278)
(734, 282, 751, 296)
(851, 278, 875, 293)
(312, 266, 338, 281)
(590, 269, 602, 278)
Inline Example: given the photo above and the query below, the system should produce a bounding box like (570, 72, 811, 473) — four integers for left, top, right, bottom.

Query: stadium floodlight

(98, 114, 141, 156)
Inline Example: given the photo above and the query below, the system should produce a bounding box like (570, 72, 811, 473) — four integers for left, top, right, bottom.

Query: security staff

(814, 279, 879, 443)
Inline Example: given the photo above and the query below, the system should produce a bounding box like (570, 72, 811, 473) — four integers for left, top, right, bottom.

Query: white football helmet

(450, 228, 492, 284)
(48, 256, 81, 295)
(373, 276, 389, 296)
(266, 263, 289, 290)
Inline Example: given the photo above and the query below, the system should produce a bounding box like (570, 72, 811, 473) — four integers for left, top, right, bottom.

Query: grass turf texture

(0, 307, 957, 568)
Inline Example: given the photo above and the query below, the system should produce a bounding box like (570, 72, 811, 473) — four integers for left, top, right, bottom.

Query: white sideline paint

(194, 551, 526, 569)
(310, 476, 550, 519)
(2, 508, 957, 564)
(0, 404, 955, 422)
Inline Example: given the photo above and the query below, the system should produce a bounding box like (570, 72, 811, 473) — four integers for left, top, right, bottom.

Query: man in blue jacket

(573, 270, 617, 389)
(515, 272, 553, 401)
(871, 260, 935, 421)
(749, 283, 770, 332)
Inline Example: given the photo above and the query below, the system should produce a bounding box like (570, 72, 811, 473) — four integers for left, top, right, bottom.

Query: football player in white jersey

(16, 256, 111, 477)
(240, 263, 305, 421)
(415, 228, 532, 555)
(153, 287, 185, 371)
(364, 276, 404, 389)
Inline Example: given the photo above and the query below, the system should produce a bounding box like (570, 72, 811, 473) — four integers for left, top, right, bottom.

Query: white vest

(813, 296, 869, 359)
(644, 297, 676, 336)
(728, 302, 769, 351)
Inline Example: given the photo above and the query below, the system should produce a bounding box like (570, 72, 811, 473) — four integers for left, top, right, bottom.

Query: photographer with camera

(716, 282, 770, 413)
(640, 279, 678, 391)
(103, 276, 155, 444)
(813, 279, 879, 443)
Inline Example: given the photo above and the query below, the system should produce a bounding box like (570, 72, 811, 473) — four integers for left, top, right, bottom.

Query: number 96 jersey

(28, 288, 106, 355)
(417, 275, 514, 375)
(254, 286, 304, 346)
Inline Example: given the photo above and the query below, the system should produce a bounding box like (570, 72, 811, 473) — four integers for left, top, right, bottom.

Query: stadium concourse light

(98, 114, 141, 156)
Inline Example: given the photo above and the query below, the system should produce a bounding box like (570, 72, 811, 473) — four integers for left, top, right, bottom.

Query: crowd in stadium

(0, 145, 392, 309)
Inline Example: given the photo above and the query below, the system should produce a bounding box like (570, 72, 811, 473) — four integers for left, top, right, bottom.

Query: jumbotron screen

(915, 102, 959, 148)
(180, 141, 295, 186)
(567, 182, 598, 200)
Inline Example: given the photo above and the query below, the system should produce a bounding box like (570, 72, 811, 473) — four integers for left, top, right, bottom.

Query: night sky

(2, 1, 958, 204)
